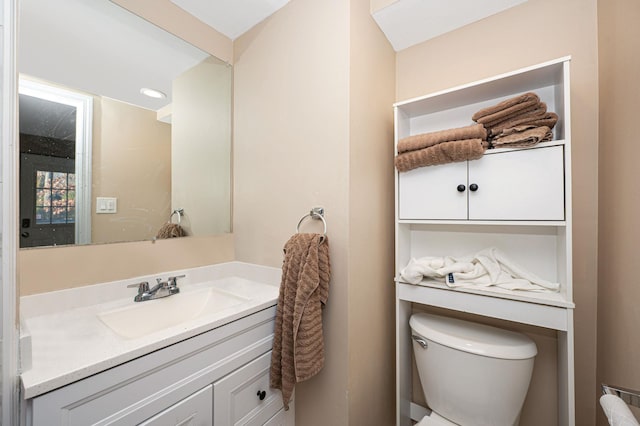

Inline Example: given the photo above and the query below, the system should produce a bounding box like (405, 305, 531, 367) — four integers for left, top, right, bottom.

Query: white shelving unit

(394, 57, 575, 426)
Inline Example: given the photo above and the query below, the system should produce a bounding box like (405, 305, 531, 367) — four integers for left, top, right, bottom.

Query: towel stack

(472, 92, 558, 149)
(394, 123, 488, 172)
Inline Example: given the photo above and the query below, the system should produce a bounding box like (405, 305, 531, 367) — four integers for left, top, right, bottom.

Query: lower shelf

(397, 282, 573, 330)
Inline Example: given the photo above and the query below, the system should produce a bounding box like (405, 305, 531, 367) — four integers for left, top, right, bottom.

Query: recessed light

(140, 88, 166, 99)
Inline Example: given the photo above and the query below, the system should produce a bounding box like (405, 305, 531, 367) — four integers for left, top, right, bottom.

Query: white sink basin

(98, 288, 249, 339)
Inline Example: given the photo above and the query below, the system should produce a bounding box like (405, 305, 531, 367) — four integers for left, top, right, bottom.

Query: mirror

(18, 0, 232, 248)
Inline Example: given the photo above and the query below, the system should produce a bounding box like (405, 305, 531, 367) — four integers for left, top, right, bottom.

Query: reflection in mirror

(18, 0, 232, 249)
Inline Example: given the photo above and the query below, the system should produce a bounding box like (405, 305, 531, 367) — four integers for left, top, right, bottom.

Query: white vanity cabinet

(25, 306, 294, 426)
(395, 57, 575, 426)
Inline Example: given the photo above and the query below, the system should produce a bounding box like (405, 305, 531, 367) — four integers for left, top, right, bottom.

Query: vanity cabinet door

(263, 404, 295, 426)
(398, 160, 468, 220)
(468, 145, 565, 221)
(139, 385, 212, 426)
(213, 351, 285, 426)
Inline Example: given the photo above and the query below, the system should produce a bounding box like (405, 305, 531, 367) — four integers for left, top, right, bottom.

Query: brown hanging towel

(270, 233, 330, 410)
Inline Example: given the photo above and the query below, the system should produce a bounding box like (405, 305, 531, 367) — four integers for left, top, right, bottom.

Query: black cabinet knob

(456, 184, 466, 192)
(257, 390, 266, 401)
(21, 232, 30, 238)
(469, 183, 479, 192)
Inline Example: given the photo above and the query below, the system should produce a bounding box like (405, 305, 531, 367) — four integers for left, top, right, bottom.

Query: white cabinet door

(398, 146, 565, 221)
(468, 146, 564, 220)
(213, 351, 285, 426)
(139, 385, 212, 426)
(263, 403, 295, 426)
(398, 161, 468, 220)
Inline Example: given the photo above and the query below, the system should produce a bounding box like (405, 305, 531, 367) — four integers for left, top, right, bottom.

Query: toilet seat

(416, 412, 459, 426)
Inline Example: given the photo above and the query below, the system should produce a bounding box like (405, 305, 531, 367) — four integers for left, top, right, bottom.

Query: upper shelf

(394, 56, 569, 114)
(394, 57, 570, 144)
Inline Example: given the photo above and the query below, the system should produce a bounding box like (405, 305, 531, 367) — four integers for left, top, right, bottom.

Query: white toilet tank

(410, 313, 537, 426)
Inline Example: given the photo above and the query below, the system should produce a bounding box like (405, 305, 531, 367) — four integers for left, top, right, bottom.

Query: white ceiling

(167, 0, 527, 52)
(372, 0, 528, 51)
(170, 0, 291, 40)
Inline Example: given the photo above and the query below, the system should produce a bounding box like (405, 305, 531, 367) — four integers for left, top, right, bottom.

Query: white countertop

(20, 262, 281, 399)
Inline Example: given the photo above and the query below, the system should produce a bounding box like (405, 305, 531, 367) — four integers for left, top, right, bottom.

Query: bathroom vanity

(20, 262, 294, 426)
(394, 57, 575, 425)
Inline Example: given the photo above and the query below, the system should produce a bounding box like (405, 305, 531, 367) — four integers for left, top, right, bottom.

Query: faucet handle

(168, 274, 186, 287)
(127, 281, 149, 295)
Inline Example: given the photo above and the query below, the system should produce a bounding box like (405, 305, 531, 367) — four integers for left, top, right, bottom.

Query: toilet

(409, 313, 537, 426)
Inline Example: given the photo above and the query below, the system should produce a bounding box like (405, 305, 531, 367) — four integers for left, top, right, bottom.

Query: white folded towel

(400, 247, 559, 292)
(600, 394, 640, 426)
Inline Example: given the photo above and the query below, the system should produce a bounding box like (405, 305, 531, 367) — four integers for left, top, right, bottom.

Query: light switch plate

(96, 197, 117, 214)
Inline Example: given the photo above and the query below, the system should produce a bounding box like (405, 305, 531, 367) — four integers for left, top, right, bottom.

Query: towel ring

(170, 208, 184, 224)
(296, 207, 327, 242)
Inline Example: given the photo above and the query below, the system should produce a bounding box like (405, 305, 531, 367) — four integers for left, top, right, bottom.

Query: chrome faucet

(127, 275, 185, 302)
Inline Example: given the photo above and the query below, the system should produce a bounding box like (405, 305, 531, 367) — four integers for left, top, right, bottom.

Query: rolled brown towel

(472, 92, 541, 126)
(397, 123, 487, 153)
(395, 139, 486, 172)
(491, 125, 553, 148)
(489, 111, 558, 137)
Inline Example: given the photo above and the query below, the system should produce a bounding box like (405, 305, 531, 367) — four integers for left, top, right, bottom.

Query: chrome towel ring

(170, 208, 184, 224)
(296, 207, 327, 242)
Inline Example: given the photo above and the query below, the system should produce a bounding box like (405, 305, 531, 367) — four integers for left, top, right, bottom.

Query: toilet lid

(410, 313, 537, 360)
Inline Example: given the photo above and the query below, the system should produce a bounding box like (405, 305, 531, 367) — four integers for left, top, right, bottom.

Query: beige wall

(395, 0, 600, 424)
(596, 0, 640, 424)
(172, 57, 232, 236)
(370, 0, 396, 13)
(92, 97, 171, 244)
(347, 0, 396, 424)
(233, 0, 395, 424)
(234, 0, 351, 423)
(18, 233, 234, 295)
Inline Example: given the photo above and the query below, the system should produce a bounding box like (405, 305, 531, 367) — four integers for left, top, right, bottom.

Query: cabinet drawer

(139, 385, 212, 426)
(469, 145, 564, 220)
(214, 351, 284, 426)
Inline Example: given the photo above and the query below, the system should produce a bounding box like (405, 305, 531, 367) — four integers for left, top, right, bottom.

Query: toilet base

(416, 411, 459, 426)
(416, 410, 522, 426)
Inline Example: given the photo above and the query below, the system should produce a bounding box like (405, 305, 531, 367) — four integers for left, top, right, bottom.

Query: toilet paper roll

(600, 394, 640, 426)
